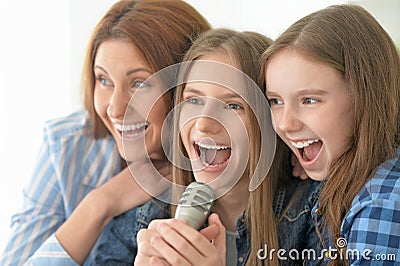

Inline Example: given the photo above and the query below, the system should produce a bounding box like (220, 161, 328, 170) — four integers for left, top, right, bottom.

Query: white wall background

(0, 0, 398, 255)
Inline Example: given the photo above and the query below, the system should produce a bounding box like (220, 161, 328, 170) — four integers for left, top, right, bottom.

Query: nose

(195, 115, 222, 135)
(275, 105, 302, 134)
(107, 88, 131, 119)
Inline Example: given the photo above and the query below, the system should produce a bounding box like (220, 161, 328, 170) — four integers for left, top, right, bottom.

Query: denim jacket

(233, 177, 323, 266)
(94, 193, 171, 265)
(94, 178, 323, 265)
(275, 178, 323, 265)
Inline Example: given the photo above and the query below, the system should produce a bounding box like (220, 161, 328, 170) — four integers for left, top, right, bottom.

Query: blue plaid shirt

(313, 148, 400, 265)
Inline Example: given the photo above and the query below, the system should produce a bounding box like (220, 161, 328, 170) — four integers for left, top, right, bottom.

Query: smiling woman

(93, 40, 170, 162)
(0, 0, 210, 265)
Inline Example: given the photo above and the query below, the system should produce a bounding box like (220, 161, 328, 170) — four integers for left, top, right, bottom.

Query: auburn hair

(81, 0, 210, 137)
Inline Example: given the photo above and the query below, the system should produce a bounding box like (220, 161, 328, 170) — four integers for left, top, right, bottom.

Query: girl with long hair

(264, 4, 400, 265)
(133, 28, 322, 266)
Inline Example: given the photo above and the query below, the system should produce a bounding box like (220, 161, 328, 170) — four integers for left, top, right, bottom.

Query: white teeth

(290, 139, 319, 149)
(195, 141, 229, 150)
(114, 122, 148, 131)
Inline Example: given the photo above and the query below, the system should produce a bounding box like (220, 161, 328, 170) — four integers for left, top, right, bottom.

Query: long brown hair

(263, 4, 400, 264)
(81, 0, 210, 138)
(172, 28, 282, 266)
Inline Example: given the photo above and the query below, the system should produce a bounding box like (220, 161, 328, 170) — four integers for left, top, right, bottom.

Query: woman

(0, 0, 210, 265)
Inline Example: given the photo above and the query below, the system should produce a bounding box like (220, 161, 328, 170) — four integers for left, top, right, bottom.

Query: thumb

(207, 213, 226, 256)
(200, 223, 219, 241)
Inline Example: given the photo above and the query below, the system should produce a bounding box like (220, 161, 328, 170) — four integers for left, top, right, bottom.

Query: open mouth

(114, 121, 149, 138)
(193, 140, 231, 168)
(290, 139, 322, 162)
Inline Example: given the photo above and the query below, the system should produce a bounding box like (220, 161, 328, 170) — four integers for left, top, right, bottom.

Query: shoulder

(110, 192, 171, 244)
(43, 109, 90, 142)
(279, 178, 323, 211)
(136, 191, 171, 226)
(356, 149, 400, 204)
(343, 149, 400, 235)
(275, 178, 323, 226)
(113, 190, 171, 227)
(41, 110, 119, 186)
(43, 110, 116, 153)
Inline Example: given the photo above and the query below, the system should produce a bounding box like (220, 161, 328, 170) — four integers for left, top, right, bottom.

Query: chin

(306, 170, 327, 181)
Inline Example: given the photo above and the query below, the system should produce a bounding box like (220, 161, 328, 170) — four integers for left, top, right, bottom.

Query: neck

(151, 157, 172, 181)
(212, 177, 249, 231)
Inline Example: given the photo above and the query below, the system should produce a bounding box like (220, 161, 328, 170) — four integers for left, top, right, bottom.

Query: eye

(96, 76, 112, 87)
(303, 97, 319, 104)
(268, 98, 283, 106)
(225, 103, 243, 110)
(132, 81, 150, 89)
(185, 97, 203, 105)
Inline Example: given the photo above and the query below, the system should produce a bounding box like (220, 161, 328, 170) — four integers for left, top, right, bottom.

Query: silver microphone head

(174, 182, 215, 230)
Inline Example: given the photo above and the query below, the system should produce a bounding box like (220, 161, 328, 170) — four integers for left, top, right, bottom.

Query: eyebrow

(266, 88, 328, 97)
(94, 65, 152, 76)
(183, 87, 244, 100)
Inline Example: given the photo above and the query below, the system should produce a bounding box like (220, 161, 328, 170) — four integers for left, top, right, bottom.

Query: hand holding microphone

(135, 182, 226, 266)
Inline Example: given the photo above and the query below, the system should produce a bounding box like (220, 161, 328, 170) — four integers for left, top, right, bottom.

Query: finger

(148, 218, 172, 230)
(291, 156, 301, 176)
(200, 223, 220, 241)
(207, 213, 226, 258)
(134, 253, 152, 266)
(149, 256, 171, 266)
(150, 235, 190, 266)
(137, 229, 162, 257)
(299, 172, 309, 180)
(165, 219, 218, 256)
(156, 222, 204, 262)
(292, 162, 309, 180)
(291, 155, 309, 179)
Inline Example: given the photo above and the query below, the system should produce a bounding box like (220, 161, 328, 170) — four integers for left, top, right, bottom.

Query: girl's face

(179, 51, 250, 185)
(94, 40, 169, 162)
(265, 50, 354, 180)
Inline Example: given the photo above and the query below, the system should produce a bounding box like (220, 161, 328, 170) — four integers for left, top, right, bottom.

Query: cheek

(94, 90, 109, 117)
(179, 124, 190, 143)
(270, 110, 282, 133)
(179, 123, 193, 152)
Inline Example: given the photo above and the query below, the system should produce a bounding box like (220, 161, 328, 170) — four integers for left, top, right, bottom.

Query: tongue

(303, 141, 322, 161)
(200, 148, 231, 165)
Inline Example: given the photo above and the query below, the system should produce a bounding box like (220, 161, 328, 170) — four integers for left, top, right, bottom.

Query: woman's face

(94, 40, 169, 162)
(179, 51, 250, 187)
(265, 50, 354, 180)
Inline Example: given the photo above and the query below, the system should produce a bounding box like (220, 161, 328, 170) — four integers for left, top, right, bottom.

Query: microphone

(174, 181, 215, 230)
